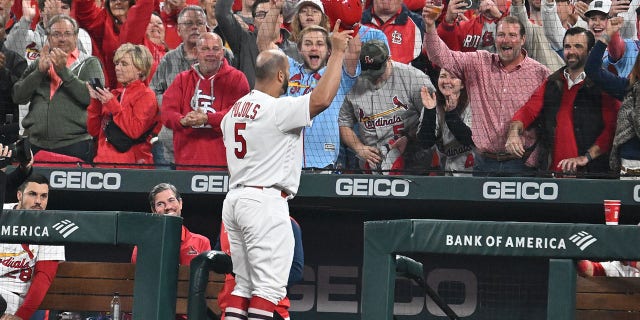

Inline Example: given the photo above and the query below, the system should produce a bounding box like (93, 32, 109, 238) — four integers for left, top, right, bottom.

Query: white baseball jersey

(0, 243, 65, 314)
(222, 90, 311, 196)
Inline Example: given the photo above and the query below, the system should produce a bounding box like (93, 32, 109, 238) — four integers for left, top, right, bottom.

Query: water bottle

(110, 292, 121, 320)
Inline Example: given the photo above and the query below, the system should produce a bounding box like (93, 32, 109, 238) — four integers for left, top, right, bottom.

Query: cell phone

(462, 0, 480, 10)
(89, 78, 103, 90)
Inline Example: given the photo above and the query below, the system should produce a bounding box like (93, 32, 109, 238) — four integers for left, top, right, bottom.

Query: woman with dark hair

(74, 0, 158, 88)
(87, 43, 159, 168)
(417, 68, 474, 176)
(145, 11, 168, 80)
(584, 16, 640, 176)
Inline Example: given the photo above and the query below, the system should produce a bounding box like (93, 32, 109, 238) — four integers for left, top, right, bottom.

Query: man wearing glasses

(12, 14, 104, 163)
(216, 0, 297, 88)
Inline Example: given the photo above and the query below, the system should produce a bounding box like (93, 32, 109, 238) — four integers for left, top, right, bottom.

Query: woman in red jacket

(75, 0, 158, 88)
(87, 43, 159, 168)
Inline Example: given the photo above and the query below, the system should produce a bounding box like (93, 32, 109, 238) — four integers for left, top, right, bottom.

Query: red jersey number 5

(234, 122, 247, 159)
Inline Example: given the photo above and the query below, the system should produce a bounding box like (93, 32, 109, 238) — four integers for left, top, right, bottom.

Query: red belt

(246, 186, 288, 199)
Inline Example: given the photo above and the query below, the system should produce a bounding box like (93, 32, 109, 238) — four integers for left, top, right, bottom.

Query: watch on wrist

(584, 152, 593, 163)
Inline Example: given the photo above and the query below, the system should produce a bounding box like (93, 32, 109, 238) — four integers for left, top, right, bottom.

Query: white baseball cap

(295, 0, 325, 14)
(585, 0, 612, 17)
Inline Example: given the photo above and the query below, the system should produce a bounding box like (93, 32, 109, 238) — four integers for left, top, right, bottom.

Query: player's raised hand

(330, 19, 354, 54)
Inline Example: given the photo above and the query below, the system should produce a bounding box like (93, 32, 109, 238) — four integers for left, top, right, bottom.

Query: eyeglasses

(49, 31, 76, 39)
(111, 0, 128, 4)
(254, 11, 269, 18)
(178, 21, 207, 27)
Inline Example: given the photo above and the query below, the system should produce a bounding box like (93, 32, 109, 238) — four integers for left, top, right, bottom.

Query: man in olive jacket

(12, 15, 104, 163)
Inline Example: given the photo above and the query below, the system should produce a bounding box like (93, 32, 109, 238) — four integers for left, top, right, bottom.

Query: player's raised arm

(308, 20, 353, 118)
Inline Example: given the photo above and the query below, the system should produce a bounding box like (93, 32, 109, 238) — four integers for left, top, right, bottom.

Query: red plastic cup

(604, 200, 621, 225)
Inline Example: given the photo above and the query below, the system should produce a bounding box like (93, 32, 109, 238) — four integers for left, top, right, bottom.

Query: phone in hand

(462, 0, 480, 10)
(89, 78, 103, 90)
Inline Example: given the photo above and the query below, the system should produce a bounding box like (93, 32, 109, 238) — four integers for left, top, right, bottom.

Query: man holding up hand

(422, 2, 549, 176)
(221, 9, 353, 318)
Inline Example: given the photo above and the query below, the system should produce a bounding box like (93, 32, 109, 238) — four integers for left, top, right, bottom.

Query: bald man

(162, 32, 250, 170)
(220, 21, 352, 320)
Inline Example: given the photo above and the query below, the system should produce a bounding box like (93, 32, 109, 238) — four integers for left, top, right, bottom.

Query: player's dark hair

(149, 183, 181, 210)
(563, 27, 595, 52)
(18, 174, 50, 193)
(256, 50, 288, 81)
(497, 16, 525, 37)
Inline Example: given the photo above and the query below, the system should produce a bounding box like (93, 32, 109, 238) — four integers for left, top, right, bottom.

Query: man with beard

(339, 40, 435, 174)
(162, 32, 249, 170)
(150, 5, 208, 167)
(424, 7, 549, 175)
(506, 27, 619, 175)
(220, 21, 352, 320)
(258, 0, 388, 170)
(1, 174, 65, 320)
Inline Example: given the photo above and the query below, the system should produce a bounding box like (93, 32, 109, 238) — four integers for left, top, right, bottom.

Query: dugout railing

(0, 210, 182, 320)
(361, 219, 640, 320)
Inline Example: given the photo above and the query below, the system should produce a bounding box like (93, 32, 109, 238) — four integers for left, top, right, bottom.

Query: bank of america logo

(52, 220, 79, 238)
(569, 231, 597, 251)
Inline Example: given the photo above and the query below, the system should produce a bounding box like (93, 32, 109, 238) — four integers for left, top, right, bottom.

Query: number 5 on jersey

(234, 122, 247, 159)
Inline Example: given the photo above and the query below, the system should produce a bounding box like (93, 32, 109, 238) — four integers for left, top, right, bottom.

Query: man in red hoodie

(161, 32, 249, 170)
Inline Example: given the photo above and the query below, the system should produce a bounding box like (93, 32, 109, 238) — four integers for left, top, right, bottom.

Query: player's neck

(255, 81, 281, 97)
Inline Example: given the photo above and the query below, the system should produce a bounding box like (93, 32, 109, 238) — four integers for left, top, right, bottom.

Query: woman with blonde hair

(87, 43, 159, 168)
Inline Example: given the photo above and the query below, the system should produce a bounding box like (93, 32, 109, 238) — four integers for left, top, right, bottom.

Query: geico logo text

(50, 171, 121, 190)
(482, 182, 558, 200)
(335, 178, 409, 196)
(191, 175, 229, 193)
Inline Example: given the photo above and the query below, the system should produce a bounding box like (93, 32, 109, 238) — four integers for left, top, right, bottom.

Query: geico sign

(335, 178, 409, 197)
(191, 175, 229, 193)
(482, 181, 558, 200)
(50, 171, 121, 190)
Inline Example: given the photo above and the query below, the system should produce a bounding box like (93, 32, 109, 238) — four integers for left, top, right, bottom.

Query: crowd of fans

(0, 0, 639, 178)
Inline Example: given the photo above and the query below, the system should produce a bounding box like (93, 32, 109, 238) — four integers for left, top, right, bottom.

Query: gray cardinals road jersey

(339, 61, 435, 153)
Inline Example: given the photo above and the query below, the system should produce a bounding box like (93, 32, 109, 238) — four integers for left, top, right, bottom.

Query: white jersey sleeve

(0, 244, 65, 314)
(275, 95, 312, 132)
(223, 90, 312, 195)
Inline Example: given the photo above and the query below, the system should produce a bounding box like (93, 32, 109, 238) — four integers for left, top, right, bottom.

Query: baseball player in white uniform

(1, 174, 65, 320)
(220, 15, 352, 320)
